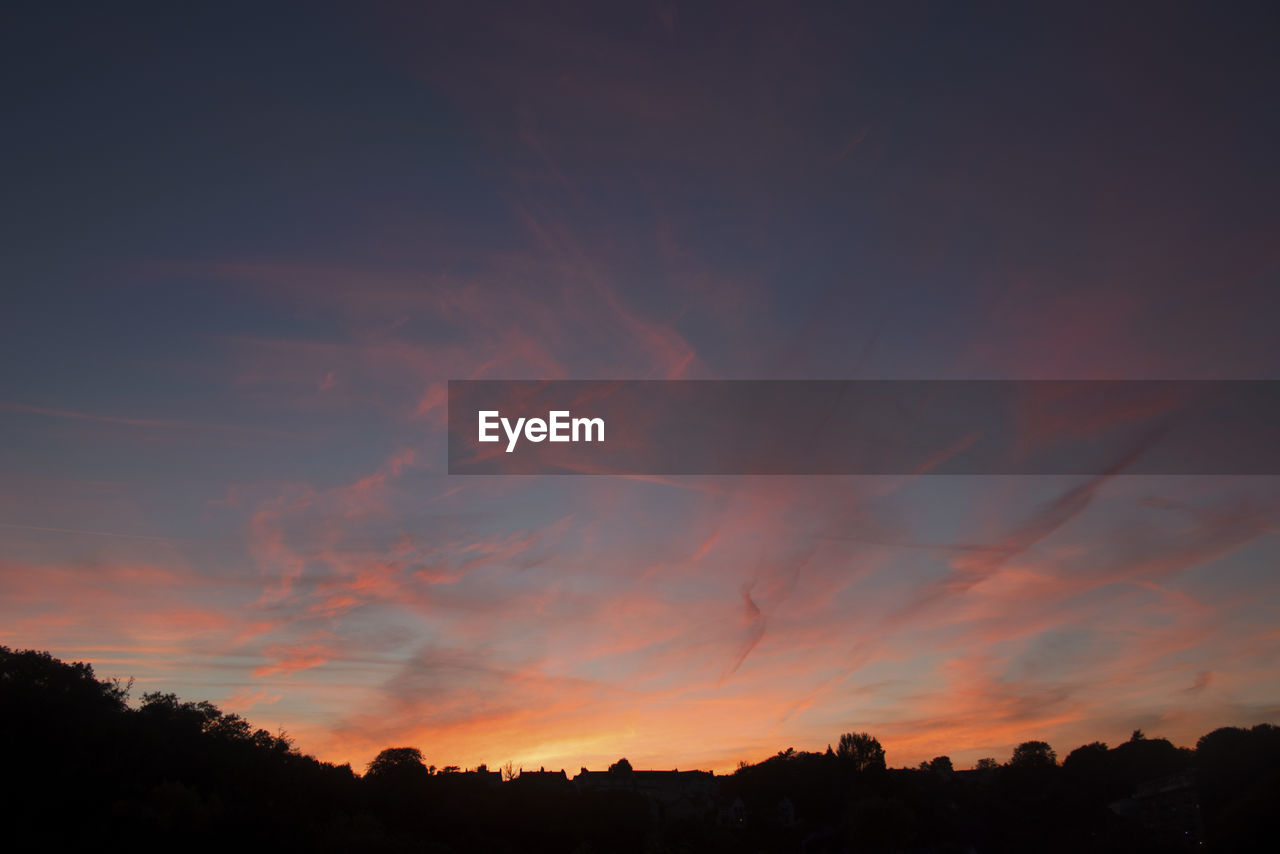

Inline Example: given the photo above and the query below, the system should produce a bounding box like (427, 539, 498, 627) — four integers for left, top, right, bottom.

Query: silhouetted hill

(1, 646, 1275, 852)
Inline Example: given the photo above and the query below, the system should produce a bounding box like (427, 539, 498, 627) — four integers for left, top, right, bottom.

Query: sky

(2, 1, 1279, 774)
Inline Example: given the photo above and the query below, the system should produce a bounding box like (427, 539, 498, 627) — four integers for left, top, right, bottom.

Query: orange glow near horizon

(4, 463, 1276, 777)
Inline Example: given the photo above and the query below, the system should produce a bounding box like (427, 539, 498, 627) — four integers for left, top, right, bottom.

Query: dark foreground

(1, 646, 1275, 852)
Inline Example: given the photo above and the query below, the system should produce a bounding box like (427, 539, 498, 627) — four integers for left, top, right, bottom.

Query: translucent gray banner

(447, 381, 1280, 475)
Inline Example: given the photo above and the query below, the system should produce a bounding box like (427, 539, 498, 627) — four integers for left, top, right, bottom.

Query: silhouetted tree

(1009, 740, 1057, 769)
(926, 755, 953, 774)
(366, 746, 429, 779)
(608, 757, 633, 773)
(974, 757, 1001, 770)
(1, 646, 359, 848)
(1112, 733, 1192, 784)
(1062, 741, 1109, 780)
(836, 731, 886, 771)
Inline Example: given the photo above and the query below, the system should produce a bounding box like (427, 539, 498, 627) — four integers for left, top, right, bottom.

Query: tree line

(1, 645, 1275, 852)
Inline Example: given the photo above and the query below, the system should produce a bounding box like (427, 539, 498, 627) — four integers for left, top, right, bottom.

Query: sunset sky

(3, 2, 1279, 775)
